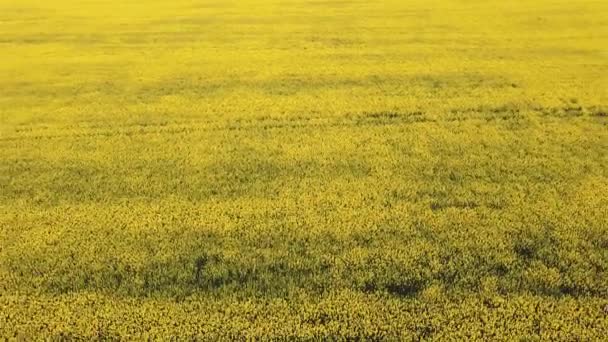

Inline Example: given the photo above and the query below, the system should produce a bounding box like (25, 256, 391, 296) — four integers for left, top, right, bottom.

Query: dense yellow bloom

(1, 0, 607, 339)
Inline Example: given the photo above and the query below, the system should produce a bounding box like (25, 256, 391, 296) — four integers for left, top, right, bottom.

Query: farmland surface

(1, 0, 607, 339)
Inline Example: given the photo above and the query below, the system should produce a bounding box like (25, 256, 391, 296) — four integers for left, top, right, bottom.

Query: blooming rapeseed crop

(1, 0, 606, 338)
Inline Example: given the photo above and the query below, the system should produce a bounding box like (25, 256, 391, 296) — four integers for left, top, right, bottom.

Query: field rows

(1, 0, 607, 339)
(2, 105, 606, 143)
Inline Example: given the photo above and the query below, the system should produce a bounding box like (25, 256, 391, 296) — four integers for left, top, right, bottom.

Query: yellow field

(1, 0, 607, 339)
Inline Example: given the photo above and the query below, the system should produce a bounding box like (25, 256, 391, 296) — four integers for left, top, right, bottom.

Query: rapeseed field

(1, 0, 607, 339)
